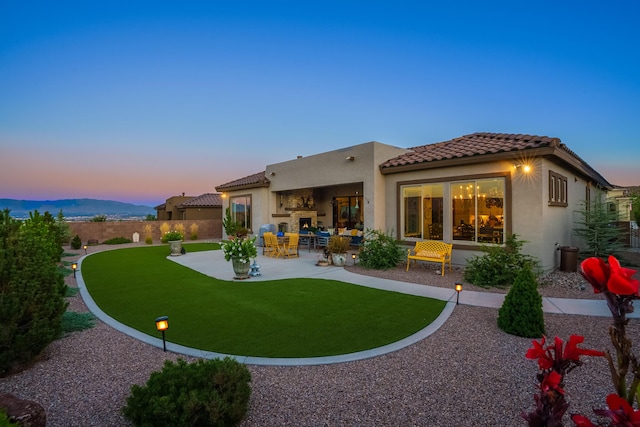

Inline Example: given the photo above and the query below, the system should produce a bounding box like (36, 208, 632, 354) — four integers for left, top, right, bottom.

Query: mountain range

(0, 198, 156, 219)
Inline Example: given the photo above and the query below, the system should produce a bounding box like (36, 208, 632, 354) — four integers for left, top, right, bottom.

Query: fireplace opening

(299, 217, 312, 230)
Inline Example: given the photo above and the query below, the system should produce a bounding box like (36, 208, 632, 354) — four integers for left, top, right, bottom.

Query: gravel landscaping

(2, 245, 639, 426)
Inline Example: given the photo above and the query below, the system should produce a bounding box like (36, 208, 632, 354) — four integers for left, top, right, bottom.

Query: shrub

(161, 230, 184, 243)
(144, 224, 153, 245)
(463, 234, 539, 288)
(190, 223, 199, 240)
(61, 311, 96, 336)
(0, 209, 68, 375)
(103, 237, 132, 245)
(144, 214, 156, 221)
(358, 229, 404, 270)
(497, 264, 545, 338)
(160, 222, 171, 236)
(70, 234, 82, 249)
(327, 235, 351, 254)
(90, 214, 107, 222)
(122, 357, 251, 427)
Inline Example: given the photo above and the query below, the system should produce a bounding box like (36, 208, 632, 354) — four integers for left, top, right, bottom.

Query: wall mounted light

(515, 164, 532, 173)
(72, 262, 78, 278)
(346, 156, 355, 161)
(269, 172, 276, 176)
(455, 283, 463, 305)
(155, 316, 169, 352)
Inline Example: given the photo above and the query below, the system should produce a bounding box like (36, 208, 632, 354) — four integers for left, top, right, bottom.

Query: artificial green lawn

(82, 243, 446, 357)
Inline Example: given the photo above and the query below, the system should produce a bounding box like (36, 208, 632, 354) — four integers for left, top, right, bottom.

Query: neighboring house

(606, 186, 639, 222)
(215, 132, 613, 273)
(155, 193, 223, 221)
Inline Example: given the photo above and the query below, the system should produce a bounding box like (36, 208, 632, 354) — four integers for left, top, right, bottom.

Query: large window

(230, 195, 252, 232)
(401, 177, 505, 244)
(452, 178, 504, 244)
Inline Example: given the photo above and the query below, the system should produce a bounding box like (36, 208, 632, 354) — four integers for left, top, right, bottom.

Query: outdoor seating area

(262, 232, 301, 258)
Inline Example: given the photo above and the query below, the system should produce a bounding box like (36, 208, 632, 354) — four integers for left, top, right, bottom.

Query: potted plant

(221, 235, 258, 279)
(163, 230, 184, 256)
(328, 235, 350, 266)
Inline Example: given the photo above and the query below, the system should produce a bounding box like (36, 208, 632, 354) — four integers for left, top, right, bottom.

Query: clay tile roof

(380, 132, 561, 169)
(215, 171, 270, 191)
(177, 193, 222, 208)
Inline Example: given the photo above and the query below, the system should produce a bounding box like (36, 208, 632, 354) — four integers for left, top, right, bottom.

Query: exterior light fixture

(346, 156, 355, 161)
(72, 262, 78, 278)
(155, 316, 169, 352)
(352, 253, 357, 265)
(455, 283, 463, 305)
(83, 245, 87, 254)
(515, 164, 532, 173)
(269, 172, 276, 176)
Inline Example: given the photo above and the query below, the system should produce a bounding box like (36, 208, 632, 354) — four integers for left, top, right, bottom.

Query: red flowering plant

(523, 335, 605, 426)
(523, 255, 640, 427)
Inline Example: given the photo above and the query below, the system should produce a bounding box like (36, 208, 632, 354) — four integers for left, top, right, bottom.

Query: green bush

(358, 229, 404, 270)
(463, 234, 539, 288)
(70, 234, 82, 250)
(497, 264, 545, 338)
(0, 209, 68, 375)
(122, 357, 251, 427)
(61, 311, 96, 336)
(103, 237, 133, 245)
(90, 214, 107, 222)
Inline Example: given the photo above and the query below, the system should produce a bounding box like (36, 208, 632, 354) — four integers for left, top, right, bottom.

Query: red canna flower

(607, 256, 640, 296)
(526, 336, 554, 370)
(580, 256, 639, 296)
(540, 370, 564, 395)
(592, 393, 640, 426)
(563, 335, 605, 361)
(571, 413, 596, 427)
(580, 257, 609, 293)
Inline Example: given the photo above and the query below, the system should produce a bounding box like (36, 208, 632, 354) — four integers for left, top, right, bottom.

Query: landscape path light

(155, 316, 169, 352)
(455, 282, 463, 305)
(72, 262, 77, 278)
(352, 253, 357, 265)
(83, 245, 87, 254)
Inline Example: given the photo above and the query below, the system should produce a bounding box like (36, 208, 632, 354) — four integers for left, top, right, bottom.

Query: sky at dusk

(1, 1, 639, 207)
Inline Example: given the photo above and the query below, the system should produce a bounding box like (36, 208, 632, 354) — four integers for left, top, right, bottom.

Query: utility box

(560, 246, 579, 272)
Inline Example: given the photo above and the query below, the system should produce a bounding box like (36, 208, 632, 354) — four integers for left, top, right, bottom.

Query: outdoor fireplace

(299, 217, 312, 230)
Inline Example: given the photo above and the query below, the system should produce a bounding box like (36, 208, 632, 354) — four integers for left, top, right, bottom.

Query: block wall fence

(68, 219, 222, 244)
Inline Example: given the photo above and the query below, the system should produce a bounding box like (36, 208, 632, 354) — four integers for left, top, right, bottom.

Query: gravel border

(1, 244, 638, 426)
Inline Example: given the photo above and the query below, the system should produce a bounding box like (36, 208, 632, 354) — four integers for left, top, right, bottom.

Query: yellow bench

(406, 241, 453, 276)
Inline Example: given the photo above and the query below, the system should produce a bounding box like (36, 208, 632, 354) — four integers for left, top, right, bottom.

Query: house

(155, 193, 223, 221)
(215, 132, 613, 273)
(606, 186, 639, 222)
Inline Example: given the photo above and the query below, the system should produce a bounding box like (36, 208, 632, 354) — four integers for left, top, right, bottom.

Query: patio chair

(264, 233, 283, 258)
(316, 231, 330, 250)
(284, 233, 299, 258)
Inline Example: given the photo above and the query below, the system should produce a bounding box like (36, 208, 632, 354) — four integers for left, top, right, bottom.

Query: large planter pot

(169, 240, 183, 256)
(331, 253, 347, 267)
(232, 257, 251, 279)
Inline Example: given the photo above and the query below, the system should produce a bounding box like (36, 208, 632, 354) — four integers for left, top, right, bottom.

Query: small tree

(573, 192, 624, 258)
(70, 234, 82, 249)
(223, 207, 240, 237)
(0, 209, 68, 375)
(497, 264, 545, 338)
